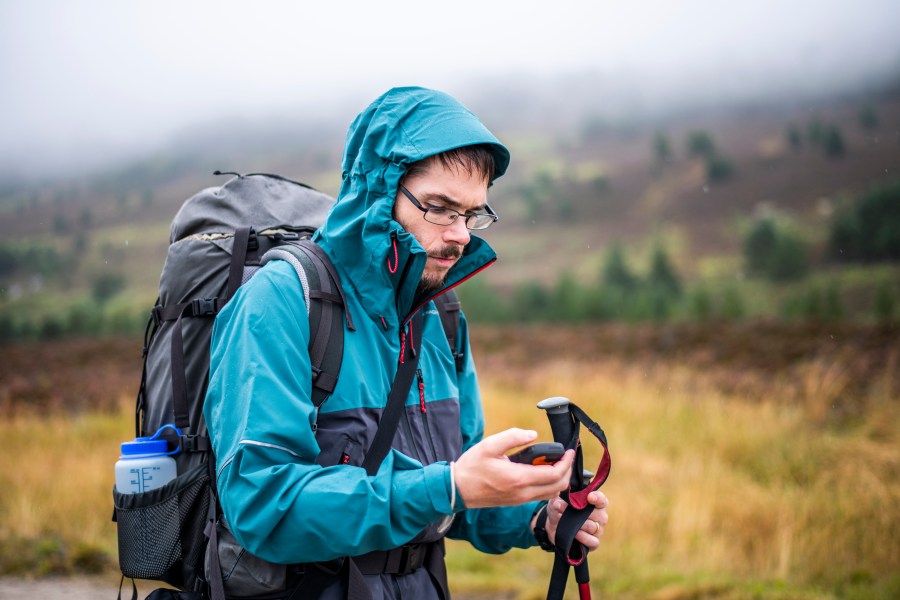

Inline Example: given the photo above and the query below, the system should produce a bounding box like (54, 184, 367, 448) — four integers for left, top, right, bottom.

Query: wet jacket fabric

(204, 87, 539, 596)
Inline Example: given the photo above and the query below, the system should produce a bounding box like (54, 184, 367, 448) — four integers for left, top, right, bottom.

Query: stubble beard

(416, 245, 462, 296)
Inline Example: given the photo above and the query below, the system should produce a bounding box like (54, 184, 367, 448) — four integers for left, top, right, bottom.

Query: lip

(428, 256, 457, 268)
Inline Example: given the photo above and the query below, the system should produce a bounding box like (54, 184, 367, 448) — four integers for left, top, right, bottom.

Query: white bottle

(115, 434, 177, 494)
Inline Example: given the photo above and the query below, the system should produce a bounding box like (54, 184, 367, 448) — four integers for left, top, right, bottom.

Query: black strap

(169, 227, 254, 431)
(224, 227, 253, 302)
(117, 575, 137, 600)
(433, 290, 464, 372)
(545, 402, 612, 600)
(361, 309, 424, 476)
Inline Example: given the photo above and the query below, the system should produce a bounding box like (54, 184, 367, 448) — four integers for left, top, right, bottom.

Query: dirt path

(0, 577, 514, 599)
(0, 576, 140, 599)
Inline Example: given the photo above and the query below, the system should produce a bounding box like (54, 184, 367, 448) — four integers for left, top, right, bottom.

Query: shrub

(874, 281, 896, 323)
(823, 125, 845, 158)
(601, 244, 638, 292)
(551, 271, 589, 322)
(91, 273, 126, 303)
(743, 216, 809, 282)
(456, 278, 508, 323)
(654, 131, 672, 164)
(828, 180, 900, 262)
(686, 130, 716, 158)
(744, 217, 778, 276)
(767, 233, 809, 282)
(706, 153, 735, 182)
(688, 285, 713, 320)
(781, 282, 843, 321)
(786, 125, 803, 149)
(648, 243, 682, 297)
(720, 286, 746, 319)
(858, 105, 879, 130)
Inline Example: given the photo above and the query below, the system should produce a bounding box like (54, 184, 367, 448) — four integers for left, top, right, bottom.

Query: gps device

(507, 442, 566, 466)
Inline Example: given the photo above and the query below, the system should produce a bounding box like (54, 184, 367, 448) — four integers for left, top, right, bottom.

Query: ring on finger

(592, 520, 600, 535)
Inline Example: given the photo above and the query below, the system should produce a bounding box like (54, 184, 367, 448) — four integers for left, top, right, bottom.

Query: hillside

(1, 84, 899, 337)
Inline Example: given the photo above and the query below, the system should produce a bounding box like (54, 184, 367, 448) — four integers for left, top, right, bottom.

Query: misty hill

(1, 80, 899, 337)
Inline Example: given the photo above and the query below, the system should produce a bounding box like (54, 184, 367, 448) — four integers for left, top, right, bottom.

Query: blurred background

(0, 1, 898, 599)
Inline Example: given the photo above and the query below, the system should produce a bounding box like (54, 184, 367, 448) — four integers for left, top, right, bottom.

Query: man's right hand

(453, 428, 574, 508)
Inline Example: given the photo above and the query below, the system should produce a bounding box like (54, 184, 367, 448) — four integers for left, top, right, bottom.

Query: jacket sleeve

(446, 310, 541, 553)
(204, 261, 454, 564)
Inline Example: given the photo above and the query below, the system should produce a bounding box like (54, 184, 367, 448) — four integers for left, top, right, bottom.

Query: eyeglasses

(398, 185, 499, 230)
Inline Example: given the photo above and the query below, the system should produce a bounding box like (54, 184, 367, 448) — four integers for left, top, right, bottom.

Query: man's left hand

(538, 491, 609, 551)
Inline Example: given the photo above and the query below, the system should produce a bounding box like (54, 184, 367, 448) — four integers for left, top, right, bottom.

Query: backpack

(112, 172, 465, 599)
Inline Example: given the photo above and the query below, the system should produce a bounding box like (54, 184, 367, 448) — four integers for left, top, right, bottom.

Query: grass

(0, 410, 124, 576)
(0, 327, 898, 599)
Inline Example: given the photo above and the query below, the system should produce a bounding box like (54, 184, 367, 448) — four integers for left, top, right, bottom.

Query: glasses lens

(467, 213, 497, 230)
(424, 207, 457, 226)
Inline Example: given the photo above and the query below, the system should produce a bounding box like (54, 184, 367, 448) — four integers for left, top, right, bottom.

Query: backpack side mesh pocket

(114, 463, 211, 590)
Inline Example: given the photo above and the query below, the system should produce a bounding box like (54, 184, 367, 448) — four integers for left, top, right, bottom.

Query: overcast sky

(2, 0, 899, 178)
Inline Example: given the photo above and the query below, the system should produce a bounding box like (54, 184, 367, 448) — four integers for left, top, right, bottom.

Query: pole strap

(546, 402, 612, 600)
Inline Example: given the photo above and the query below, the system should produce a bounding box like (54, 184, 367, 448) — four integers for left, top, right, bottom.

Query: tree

(823, 125, 845, 158)
(653, 131, 671, 164)
(743, 216, 808, 281)
(766, 232, 809, 282)
(858, 105, 879, 130)
(744, 217, 778, 276)
(786, 124, 803, 149)
(828, 180, 900, 262)
(686, 130, 716, 159)
(648, 243, 682, 297)
(706, 153, 734, 182)
(601, 244, 638, 292)
(92, 273, 126, 303)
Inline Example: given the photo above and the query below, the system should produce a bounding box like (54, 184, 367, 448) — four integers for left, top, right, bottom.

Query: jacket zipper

(418, 369, 440, 463)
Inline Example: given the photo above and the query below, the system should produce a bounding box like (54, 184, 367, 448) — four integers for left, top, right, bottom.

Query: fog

(2, 0, 899, 181)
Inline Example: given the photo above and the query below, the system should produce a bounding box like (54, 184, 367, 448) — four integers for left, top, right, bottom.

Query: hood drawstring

(387, 232, 399, 274)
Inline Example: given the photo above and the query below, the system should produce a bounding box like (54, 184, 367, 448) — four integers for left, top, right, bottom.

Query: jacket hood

(314, 86, 510, 327)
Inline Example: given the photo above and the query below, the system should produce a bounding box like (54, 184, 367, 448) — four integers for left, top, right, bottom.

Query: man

(204, 86, 609, 599)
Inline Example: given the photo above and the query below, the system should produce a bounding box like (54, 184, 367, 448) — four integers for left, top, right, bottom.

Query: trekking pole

(537, 396, 602, 600)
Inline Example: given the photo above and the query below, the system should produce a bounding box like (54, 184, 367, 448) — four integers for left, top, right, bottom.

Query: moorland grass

(0, 332, 897, 599)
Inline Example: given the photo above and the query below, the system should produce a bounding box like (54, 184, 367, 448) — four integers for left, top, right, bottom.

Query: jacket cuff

(423, 462, 466, 515)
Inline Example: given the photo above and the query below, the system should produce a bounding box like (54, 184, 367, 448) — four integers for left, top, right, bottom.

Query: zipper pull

(417, 369, 426, 413)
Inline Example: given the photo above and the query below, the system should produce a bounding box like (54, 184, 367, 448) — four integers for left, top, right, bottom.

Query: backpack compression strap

(147, 227, 257, 436)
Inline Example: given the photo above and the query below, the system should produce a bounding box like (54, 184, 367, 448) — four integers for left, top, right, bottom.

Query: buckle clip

(397, 544, 424, 575)
(192, 298, 218, 317)
(179, 434, 208, 453)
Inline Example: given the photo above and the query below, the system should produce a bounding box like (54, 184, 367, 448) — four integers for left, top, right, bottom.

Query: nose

(443, 216, 471, 246)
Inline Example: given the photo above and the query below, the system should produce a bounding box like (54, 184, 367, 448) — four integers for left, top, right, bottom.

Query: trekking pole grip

(537, 396, 574, 446)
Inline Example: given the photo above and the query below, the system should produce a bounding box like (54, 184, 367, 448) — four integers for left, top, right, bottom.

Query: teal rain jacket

(205, 87, 540, 571)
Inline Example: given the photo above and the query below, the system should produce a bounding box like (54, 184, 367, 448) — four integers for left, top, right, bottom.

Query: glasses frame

(398, 184, 499, 231)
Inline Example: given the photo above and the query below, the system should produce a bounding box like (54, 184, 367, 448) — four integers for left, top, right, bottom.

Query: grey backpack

(112, 172, 464, 599)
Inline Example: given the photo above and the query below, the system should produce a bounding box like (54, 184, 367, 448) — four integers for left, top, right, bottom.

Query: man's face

(394, 158, 490, 294)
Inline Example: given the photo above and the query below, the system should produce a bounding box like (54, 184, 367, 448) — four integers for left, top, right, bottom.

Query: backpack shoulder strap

(261, 240, 354, 408)
(433, 289, 465, 373)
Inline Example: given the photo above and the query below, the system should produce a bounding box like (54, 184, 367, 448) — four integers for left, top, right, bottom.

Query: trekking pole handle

(537, 396, 574, 446)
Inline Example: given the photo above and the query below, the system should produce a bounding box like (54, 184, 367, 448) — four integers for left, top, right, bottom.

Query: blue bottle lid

(121, 437, 169, 455)
(120, 424, 183, 457)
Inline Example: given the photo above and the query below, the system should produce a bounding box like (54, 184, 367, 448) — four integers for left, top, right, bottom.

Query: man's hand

(454, 428, 574, 508)
(536, 491, 609, 552)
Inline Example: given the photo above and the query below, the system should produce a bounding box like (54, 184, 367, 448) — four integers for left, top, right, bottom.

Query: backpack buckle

(191, 297, 218, 317)
(179, 434, 210, 453)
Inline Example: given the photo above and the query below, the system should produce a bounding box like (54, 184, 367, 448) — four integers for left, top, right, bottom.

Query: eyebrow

(420, 192, 488, 213)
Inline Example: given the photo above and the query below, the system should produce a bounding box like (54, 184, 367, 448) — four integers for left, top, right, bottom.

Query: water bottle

(115, 425, 180, 494)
